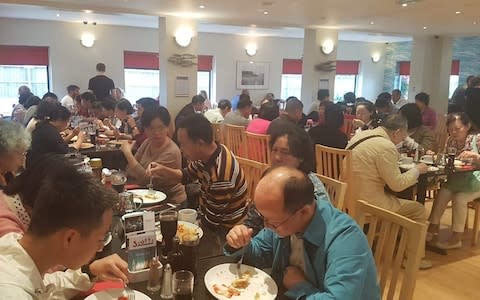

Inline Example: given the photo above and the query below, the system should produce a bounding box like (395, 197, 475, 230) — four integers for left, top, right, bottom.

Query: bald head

(255, 167, 314, 214)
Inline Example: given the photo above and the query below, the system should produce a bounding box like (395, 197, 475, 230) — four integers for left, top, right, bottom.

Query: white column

(301, 28, 338, 112)
(408, 35, 453, 114)
(158, 16, 198, 117)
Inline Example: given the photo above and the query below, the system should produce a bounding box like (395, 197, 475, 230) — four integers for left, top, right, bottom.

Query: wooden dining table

(80, 144, 127, 170)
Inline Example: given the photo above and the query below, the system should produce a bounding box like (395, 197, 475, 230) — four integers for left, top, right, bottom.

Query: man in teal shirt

(226, 167, 379, 299)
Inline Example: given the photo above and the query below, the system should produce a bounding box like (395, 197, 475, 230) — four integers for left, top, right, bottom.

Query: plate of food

(427, 166, 439, 172)
(156, 220, 203, 243)
(84, 288, 151, 300)
(80, 142, 95, 150)
(204, 263, 277, 300)
(129, 189, 166, 205)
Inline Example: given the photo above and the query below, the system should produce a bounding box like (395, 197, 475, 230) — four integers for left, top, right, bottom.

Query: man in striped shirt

(148, 114, 248, 228)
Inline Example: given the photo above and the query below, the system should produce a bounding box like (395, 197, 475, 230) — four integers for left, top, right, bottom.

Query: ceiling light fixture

(371, 52, 381, 63)
(199, 5, 205, 9)
(474, 21, 478, 25)
(84, 9, 92, 14)
(321, 39, 335, 55)
(263, 11, 269, 15)
(455, 11, 462, 15)
(370, 21, 375, 25)
(56, 13, 60, 17)
(402, 3, 408, 7)
(245, 43, 258, 56)
(80, 33, 95, 48)
(174, 26, 193, 47)
(423, 26, 427, 30)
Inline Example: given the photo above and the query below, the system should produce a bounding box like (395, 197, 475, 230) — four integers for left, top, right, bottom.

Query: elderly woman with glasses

(0, 120, 30, 189)
(227, 122, 330, 237)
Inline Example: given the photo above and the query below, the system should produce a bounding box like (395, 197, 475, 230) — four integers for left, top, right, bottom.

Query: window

(394, 61, 410, 99)
(197, 55, 213, 105)
(123, 51, 159, 102)
(281, 59, 302, 99)
(0, 46, 49, 117)
(334, 60, 359, 101)
(449, 60, 460, 98)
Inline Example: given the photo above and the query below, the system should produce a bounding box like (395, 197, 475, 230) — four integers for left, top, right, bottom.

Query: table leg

(417, 175, 428, 205)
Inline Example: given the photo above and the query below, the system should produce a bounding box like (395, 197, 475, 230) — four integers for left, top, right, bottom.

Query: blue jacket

(226, 200, 380, 300)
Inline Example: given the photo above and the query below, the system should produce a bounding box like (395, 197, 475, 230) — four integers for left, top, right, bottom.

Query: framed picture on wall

(236, 61, 270, 89)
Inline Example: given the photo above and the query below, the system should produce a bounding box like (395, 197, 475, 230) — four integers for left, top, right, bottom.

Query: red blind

(0, 45, 48, 65)
(398, 61, 410, 75)
(282, 59, 303, 74)
(124, 51, 159, 69)
(198, 55, 213, 71)
(336, 60, 360, 75)
(451, 60, 460, 75)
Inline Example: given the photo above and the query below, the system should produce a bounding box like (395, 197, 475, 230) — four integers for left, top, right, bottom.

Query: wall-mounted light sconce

(371, 52, 381, 63)
(80, 33, 95, 48)
(174, 26, 193, 47)
(245, 42, 257, 56)
(321, 39, 335, 55)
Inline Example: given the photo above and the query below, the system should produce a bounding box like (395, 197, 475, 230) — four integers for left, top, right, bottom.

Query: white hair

(0, 120, 31, 153)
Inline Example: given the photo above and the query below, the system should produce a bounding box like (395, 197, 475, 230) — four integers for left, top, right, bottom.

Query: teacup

(421, 155, 433, 164)
(400, 156, 413, 164)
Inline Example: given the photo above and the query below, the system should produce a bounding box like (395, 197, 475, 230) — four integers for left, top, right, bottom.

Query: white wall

(0, 17, 386, 110)
(337, 41, 386, 101)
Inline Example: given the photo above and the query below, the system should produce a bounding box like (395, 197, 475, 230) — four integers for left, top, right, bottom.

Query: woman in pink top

(246, 101, 279, 134)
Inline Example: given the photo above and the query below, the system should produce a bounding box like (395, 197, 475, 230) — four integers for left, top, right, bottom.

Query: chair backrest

(355, 200, 426, 300)
(211, 123, 225, 144)
(245, 132, 271, 164)
(315, 144, 352, 181)
(315, 173, 347, 211)
(434, 113, 447, 153)
(342, 117, 355, 139)
(236, 157, 268, 202)
(225, 124, 247, 158)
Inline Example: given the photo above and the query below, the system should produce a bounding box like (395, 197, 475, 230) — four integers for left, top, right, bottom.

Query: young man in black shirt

(88, 63, 115, 102)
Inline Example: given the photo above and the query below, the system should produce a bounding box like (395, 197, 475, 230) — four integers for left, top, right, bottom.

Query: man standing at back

(88, 63, 115, 102)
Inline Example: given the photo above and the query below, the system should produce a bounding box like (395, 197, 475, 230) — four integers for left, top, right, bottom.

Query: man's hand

(120, 140, 134, 155)
(89, 254, 129, 283)
(415, 163, 428, 174)
(77, 131, 86, 143)
(226, 225, 253, 249)
(283, 266, 307, 290)
(146, 162, 182, 184)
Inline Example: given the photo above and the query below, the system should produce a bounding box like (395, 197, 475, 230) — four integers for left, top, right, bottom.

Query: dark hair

(261, 167, 314, 213)
(446, 112, 470, 128)
(382, 114, 408, 131)
(343, 92, 356, 103)
(217, 99, 232, 110)
(375, 93, 392, 109)
(116, 99, 134, 115)
(470, 76, 480, 87)
(36, 103, 71, 122)
(96, 63, 106, 72)
(324, 103, 344, 129)
(80, 92, 96, 103)
(101, 98, 117, 111)
(67, 85, 80, 93)
(237, 94, 252, 109)
(42, 92, 58, 101)
(399, 103, 423, 129)
(415, 92, 430, 106)
(466, 75, 475, 84)
(465, 87, 480, 128)
(176, 114, 213, 144)
(74, 95, 82, 104)
(317, 89, 330, 101)
(19, 92, 34, 106)
(24, 96, 41, 109)
(269, 123, 315, 173)
(259, 101, 279, 121)
(392, 89, 401, 95)
(141, 105, 171, 128)
(136, 97, 158, 109)
(191, 95, 205, 105)
(285, 98, 303, 113)
(356, 101, 375, 113)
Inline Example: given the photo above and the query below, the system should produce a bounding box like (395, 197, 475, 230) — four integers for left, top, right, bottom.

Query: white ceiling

(1, 0, 478, 41)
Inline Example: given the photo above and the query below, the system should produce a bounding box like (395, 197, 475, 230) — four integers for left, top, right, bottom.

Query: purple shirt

(422, 107, 437, 130)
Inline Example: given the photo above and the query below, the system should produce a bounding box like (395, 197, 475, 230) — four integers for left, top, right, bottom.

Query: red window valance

(336, 60, 360, 75)
(282, 59, 303, 74)
(0, 45, 49, 65)
(124, 51, 159, 70)
(198, 55, 213, 71)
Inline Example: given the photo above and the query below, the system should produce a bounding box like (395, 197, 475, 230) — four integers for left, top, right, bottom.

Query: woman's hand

(352, 119, 365, 129)
(126, 116, 136, 129)
(120, 140, 134, 155)
(458, 151, 480, 162)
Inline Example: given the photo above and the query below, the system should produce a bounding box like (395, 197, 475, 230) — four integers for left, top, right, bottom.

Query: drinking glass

(111, 170, 127, 193)
(160, 211, 178, 256)
(173, 270, 194, 300)
(447, 147, 457, 157)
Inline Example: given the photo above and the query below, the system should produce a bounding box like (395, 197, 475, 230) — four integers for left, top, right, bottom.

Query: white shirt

(60, 95, 74, 108)
(289, 234, 306, 273)
(392, 98, 408, 110)
(204, 108, 224, 123)
(0, 232, 92, 300)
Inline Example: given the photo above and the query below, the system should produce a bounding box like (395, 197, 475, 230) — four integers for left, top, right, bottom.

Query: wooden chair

(315, 173, 347, 211)
(237, 157, 268, 202)
(245, 132, 271, 164)
(434, 113, 448, 153)
(211, 123, 224, 144)
(224, 124, 247, 158)
(356, 200, 426, 300)
(315, 145, 353, 213)
(465, 199, 480, 246)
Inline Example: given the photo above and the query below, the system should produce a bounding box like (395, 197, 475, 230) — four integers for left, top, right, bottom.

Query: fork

(125, 284, 135, 300)
(236, 249, 245, 278)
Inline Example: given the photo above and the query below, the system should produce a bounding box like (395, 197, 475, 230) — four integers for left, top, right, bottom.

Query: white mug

(178, 208, 197, 224)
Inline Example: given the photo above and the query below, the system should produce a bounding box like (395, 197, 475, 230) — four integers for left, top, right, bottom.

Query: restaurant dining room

(1, 0, 480, 299)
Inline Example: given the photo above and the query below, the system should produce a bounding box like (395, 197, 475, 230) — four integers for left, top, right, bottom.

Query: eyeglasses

(271, 148, 292, 157)
(258, 208, 301, 230)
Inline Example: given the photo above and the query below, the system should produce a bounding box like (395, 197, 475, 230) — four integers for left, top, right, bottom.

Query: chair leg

(465, 204, 470, 232)
(472, 203, 480, 246)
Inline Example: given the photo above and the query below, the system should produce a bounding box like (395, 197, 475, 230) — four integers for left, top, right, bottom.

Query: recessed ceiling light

(263, 11, 269, 15)
(402, 3, 408, 7)
(423, 26, 427, 30)
(199, 5, 205, 9)
(250, 24, 257, 28)
(370, 21, 375, 25)
(455, 11, 462, 15)
(84, 9, 92, 14)
(474, 21, 478, 25)
(56, 13, 60, 17)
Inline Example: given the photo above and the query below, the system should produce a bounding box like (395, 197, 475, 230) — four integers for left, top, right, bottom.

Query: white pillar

(301, 28, 338, 113)
(408, 36, 453, 114)
(158, 16, 198, 117)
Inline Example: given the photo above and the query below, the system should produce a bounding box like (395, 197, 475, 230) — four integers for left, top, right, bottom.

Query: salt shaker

(160, 263, 173, 299)
(146, 257, 161, 292)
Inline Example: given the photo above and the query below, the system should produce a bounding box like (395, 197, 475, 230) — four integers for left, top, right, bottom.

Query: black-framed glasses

(258, 208, 301, 230)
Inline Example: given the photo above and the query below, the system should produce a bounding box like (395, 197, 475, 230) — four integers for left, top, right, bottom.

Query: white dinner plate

(84, 288, 151, 300)
(428, 166, 439, 172)
(80, 142, 95, 150)
(399, 163, 416, 170)
(419, 159, 434, 165)
(204, 263, 278, 300)
(129, 189, 167, 205)
(156, 220, 203, 243)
